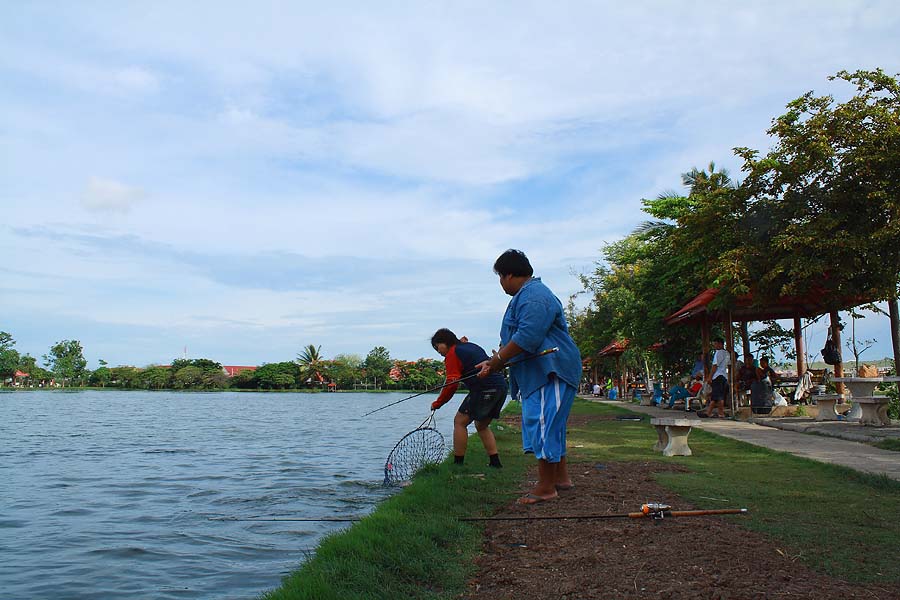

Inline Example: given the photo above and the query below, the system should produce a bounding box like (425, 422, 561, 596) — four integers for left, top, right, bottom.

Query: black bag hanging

(821, 335, 841, 365)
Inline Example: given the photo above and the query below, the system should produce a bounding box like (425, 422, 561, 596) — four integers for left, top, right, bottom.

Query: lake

(0, 390, 461, 599)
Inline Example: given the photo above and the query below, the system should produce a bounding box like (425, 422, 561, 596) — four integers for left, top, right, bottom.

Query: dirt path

(462, 460, 900, 599)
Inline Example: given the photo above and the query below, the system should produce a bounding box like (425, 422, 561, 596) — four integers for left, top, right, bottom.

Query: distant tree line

(0, 332, 446, 392)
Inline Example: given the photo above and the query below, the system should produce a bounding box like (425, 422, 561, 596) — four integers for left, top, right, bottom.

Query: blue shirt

(499, 277, 582, 398)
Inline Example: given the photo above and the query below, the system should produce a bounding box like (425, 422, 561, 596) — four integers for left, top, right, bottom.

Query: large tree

(0, 331, 20, 384)
(363, 346, 392, 388)
(734, 69, 900, 304)
(255, 362, 301, 389)
(297, 344, 325, 385)
(43, 339, 88, 386)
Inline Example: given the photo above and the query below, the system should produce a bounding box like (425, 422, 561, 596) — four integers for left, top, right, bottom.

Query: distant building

(222, 365, 257, 377)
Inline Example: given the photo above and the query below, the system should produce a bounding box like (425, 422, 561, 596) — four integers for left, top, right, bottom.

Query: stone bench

(812, 394, 844, 421)
(650, 417, 694, 457)
(852, 397, 891, 426)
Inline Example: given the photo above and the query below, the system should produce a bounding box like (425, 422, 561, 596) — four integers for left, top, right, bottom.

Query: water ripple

(1, 390, 458, 599)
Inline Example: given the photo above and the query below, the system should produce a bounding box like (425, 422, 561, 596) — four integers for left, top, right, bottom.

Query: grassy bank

(261, 399, 900, 598)
(260, 421, 532, 600)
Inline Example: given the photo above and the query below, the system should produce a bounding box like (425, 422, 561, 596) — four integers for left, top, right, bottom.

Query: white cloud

(81, 177, 145, 213)
(2, 2, 899, 365)
(113, 66, 160, 93)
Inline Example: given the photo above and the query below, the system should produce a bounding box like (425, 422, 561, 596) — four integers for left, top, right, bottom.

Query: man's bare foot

(516, 492, 559, 505)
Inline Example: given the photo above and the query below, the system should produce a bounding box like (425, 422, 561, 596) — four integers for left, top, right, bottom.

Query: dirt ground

(462, 418, 900, 599)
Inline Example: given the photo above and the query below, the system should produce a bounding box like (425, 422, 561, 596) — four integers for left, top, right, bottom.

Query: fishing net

(383, 413, 447, 487)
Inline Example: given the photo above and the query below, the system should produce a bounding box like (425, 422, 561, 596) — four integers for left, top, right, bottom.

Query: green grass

(259, 427, 531, 600)
(873, 438, 900, 452)
(261, 399, 900, 598)
(563, 400, 900, 583)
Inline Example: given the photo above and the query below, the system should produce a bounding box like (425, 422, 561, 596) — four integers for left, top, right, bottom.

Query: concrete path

(597, 400, 900, 481)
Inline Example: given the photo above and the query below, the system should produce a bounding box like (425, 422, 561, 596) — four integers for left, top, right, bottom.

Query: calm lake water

(0, 390, 461, 599)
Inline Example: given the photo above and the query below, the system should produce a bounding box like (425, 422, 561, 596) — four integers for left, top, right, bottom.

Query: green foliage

(43, 339, 88, 386)
(572, 70, 900, 379)
(0, 331, 20, 383)
(321, 354, 364, 390)
(139, 366, 170, 389)
(570, 162, 737, 374)
(297, 344, 325, 385)
(173, 366, 202, 388)
(735, 69, 900, 304)
(254, 362, 301, 390)
(390, 358, 444, 390)
(364, 346, 392, 387)
(748, 320, 796, 359)
(89, 366, 112, 387)
(17, 354, 51, 384)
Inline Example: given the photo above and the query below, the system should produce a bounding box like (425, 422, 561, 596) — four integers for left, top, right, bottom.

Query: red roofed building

(222, 366, 257, 377)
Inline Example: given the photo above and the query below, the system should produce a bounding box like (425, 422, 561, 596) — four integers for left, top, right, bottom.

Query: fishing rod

(460, 503, 748, 522)
(210, 504, 747, 523)
(361, 347, 559, 417)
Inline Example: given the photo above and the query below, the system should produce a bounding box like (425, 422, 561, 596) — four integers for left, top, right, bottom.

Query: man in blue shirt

(479, 249, 582, 504)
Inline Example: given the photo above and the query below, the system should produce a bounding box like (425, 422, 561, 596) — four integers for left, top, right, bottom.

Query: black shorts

(459, 383, 508, 422)
(711, 377, 729, 401)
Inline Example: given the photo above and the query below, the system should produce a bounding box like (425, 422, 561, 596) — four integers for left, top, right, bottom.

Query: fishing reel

(640, 502, 672, 520)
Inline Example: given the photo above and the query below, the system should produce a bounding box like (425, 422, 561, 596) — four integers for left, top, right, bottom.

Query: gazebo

(597, 339, 630, 398)
(665, 286, 875, 409)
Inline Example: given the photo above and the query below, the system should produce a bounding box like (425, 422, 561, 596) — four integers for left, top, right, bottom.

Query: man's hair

(431, 328, 459, 349)
(493, 249, 533, 277)
(759, 355, 770, 365)
(713, 336, 725, 344)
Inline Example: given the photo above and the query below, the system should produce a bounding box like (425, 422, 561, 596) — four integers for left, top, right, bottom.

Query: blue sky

(2, 2, 899, 368)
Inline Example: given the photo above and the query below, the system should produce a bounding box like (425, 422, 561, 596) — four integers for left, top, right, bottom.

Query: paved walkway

(595, 399, 900, 481)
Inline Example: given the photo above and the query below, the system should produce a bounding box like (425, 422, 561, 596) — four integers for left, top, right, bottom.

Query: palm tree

(681, 161, 734, 195)
(297, 344, 324, 385)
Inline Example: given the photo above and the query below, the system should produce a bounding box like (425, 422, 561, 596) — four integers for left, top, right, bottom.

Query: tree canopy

(571, 69, 900, 375)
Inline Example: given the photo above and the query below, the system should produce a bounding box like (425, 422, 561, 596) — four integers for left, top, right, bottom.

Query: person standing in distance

(478, 249, 582, 504)
(699, 336, 729, 418)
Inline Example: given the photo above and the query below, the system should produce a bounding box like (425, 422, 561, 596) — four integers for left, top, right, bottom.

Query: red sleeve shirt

(433, 345, 463, 408)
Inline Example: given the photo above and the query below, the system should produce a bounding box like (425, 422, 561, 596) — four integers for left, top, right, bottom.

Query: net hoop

(383, 414, 447, 487)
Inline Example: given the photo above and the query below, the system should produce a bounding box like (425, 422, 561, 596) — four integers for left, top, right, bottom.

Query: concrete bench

(852, 397, 891, 426)
(812, 394, 844, 421)
(650, 417, 694, 457)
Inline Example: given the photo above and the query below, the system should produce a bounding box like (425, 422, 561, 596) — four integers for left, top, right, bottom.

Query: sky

(2, 2, 899, 369)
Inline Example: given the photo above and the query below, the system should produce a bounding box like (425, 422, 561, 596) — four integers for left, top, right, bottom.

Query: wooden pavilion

(596, 339, 630, 398)
(664, 286, 875, 411)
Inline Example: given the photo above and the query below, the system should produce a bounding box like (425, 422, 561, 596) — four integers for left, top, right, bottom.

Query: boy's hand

(476, 359, 492, 378)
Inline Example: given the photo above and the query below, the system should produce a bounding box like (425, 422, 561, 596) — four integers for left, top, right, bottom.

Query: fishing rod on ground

(360, 347, 560, 417)
(209, 503, 748, 523)
(459, 503, 749, 522)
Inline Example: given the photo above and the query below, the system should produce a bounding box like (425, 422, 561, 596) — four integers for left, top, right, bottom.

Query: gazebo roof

(597, 339, 629, 357)
(664, 286, 869, 326)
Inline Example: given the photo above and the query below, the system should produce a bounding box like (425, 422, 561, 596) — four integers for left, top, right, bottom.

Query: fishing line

(361, 347, 559, 417)
(209, 505, 748, 523)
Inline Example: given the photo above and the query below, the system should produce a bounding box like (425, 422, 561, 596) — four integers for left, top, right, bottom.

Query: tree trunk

(701, 316, 711, 379)
(741, 321, 751, 360)
(726, 316, 736, 414)
(889, 297, 900, 373)
(794, 316, 806, 377)
(830, 311, 844, 396)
